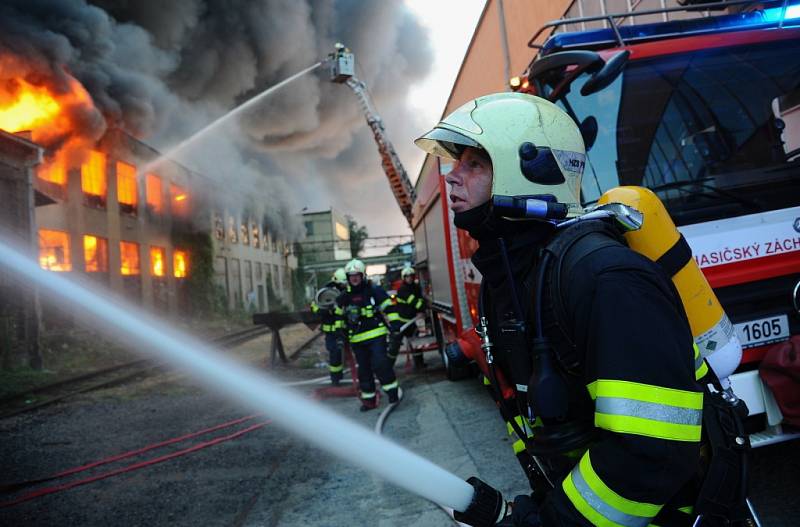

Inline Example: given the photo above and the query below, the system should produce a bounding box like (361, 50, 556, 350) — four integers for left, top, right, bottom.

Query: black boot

(360, 397, 378, 412)
(330, 370, 343, 386)
(387, 387, 403, 404)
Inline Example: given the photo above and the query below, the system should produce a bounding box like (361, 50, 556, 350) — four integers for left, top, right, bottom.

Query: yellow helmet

(332, 268, 347, 284)
(401, 266, 415, 278)
(415, 92, 585, 217)
(344, 258, 366, 275)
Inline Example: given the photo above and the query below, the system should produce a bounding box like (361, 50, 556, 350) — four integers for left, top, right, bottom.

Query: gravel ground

(1, 329, 797, 526)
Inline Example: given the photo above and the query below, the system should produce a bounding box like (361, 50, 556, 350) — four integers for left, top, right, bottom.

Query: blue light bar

(541, 7, 800, 55)
(764, 4, 800, 22)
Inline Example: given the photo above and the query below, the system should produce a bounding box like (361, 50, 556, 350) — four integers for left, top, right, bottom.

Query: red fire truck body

(412, 3, 800, 444)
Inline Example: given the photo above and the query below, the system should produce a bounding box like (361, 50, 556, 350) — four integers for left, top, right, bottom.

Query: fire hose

(0, 417, 270, 508)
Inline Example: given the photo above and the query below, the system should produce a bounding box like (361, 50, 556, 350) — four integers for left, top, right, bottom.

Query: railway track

(0, 325, 274, 420)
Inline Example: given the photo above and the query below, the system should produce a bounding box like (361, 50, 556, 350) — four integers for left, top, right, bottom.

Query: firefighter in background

(337, 258, 401, 411)
(387, 266, 427, 369)
(415, 93, 751, 526)
(311, 268, 347, 385)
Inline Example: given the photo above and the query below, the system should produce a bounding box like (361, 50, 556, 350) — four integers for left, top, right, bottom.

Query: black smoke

(0, 0, 433, 238)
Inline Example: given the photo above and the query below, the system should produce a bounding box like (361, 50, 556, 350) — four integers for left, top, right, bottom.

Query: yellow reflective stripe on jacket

(334, 306, 344, 316)
(415, 298, 424, 310)
(379, 298, 393, 311)
(563, 452, 663, 527)
(386, 312, 403, 322)
(349, 325, 388, 343)
(693, 343, 709, 380)
(587, 380, 703, 442)
(322, 323, 337, 332)
(329, 363, 343, 373)
(310, 302, 319, 313)
(406, 294, 415, 304)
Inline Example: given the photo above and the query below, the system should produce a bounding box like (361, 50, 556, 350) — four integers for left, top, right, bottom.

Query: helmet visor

(414, 127, 482, 160)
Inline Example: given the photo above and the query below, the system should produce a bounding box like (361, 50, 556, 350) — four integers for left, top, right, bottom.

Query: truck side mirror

(581, 50, 630, 96)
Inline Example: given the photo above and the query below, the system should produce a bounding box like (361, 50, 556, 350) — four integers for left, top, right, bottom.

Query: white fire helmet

(401, 267, 415, 278)
(332, 268, 347, 284)
(414, 92, 586, 217)
(344, 258, 366, 275)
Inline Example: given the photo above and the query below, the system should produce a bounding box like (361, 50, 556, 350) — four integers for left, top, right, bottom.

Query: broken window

(173, 250, 188, 278)
(116, 161, 138, 215)
(251, 224, 260, 248)
(228, 216, 238, 243)
(150, 246, 166, 278)
(38, 229, 71, 272)
(120, 241, 141, 275)
(170, 183, 189, 217)
(213, 213, 224, 240)
(240, 222, 249, 245)
(84, 235, 108, 272)
(81, 150, 107, 208)
(146, 174, 163, 214)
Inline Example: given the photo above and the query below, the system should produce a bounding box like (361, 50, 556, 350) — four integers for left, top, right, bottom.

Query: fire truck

(411, 0, 800, 446)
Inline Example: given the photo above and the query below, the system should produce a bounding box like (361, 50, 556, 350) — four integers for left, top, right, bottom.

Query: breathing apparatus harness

(475, 204, 757, 526)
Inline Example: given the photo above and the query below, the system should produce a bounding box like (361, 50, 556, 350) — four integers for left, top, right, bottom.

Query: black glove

(510, 495, 540, 527)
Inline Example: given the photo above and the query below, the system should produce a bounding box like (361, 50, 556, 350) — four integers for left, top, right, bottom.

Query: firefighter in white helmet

(416, 92, 751, 526)
(386, 266, 428, 369)
(311, 268, 348, 385)
(336, 258, 400, 411)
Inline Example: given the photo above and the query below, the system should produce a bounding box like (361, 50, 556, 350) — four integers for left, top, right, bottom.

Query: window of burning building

(173, 250, 188, 278)
(116, 161, 138, 215)
(213, 213, 224, 240)
(120, 241, 141, 275)
(83, 235, 108, 273)
(81, 150, 107, 208)
(228, 216, 238, 243)
(170, 184, 189, 218)
(150, 246, 166, 278)
(146, 174, 163, 214)
(38, 229, 71, 272)
(240, 222, 249, 245)
(251, 224, 260, 248)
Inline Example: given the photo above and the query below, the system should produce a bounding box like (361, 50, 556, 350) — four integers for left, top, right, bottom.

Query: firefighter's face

(445, 147, 493, 213)
(403, 274, 414, 284)
(348, 273, 362, 286)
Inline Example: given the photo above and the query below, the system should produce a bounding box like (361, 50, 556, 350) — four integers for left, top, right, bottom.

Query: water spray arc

(142, 62, 323, 174)
(0, 239, 474, 514)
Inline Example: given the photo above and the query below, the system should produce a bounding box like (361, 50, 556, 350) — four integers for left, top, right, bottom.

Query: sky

(364, 0, 485, 234)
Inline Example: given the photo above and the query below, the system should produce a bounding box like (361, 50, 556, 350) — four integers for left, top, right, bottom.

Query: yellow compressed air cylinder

(598, 187, 741, 385)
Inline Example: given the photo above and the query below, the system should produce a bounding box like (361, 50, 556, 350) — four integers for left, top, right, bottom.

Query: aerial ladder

(328, 43, 416, 227)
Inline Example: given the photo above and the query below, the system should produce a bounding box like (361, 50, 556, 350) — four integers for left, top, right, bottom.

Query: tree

(346, 215, 368, 258)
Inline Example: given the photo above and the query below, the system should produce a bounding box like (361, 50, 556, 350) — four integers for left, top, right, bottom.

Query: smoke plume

(0, 0, 433, 238)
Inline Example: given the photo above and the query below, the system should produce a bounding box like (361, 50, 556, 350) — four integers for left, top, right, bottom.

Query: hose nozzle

(453, 477, 507, 527)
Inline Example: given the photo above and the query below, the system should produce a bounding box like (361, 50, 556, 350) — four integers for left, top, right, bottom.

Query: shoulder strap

(541, 220, 626, 371)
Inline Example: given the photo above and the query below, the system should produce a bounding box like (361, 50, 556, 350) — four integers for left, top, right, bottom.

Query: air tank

(598, 187, 741, 387)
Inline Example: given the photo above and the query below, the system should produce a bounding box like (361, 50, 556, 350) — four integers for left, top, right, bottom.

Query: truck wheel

(441, 344, 472, 382)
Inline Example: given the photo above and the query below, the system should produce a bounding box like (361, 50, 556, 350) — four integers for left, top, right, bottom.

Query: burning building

(0, 64, 297, 324)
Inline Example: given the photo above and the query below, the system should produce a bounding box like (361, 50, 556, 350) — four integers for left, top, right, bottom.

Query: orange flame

(173, 250, 188, 278)
(150, 246, 165, 277)
(0, 79, 61, 133)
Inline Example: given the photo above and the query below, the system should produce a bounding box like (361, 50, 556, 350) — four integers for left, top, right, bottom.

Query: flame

(84, 235, 108, 272)
(117, 161, 138, 208)
(0, 72, 95, 146)
(146, 174, 163, 213)
(81, 150, 107, 197)
(0, 78, 61, 133)
(150, 246, 165, 277)
(38, 229, 71, 272)
(120, 241, 141, 276)
(173, 250, 188, 278)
